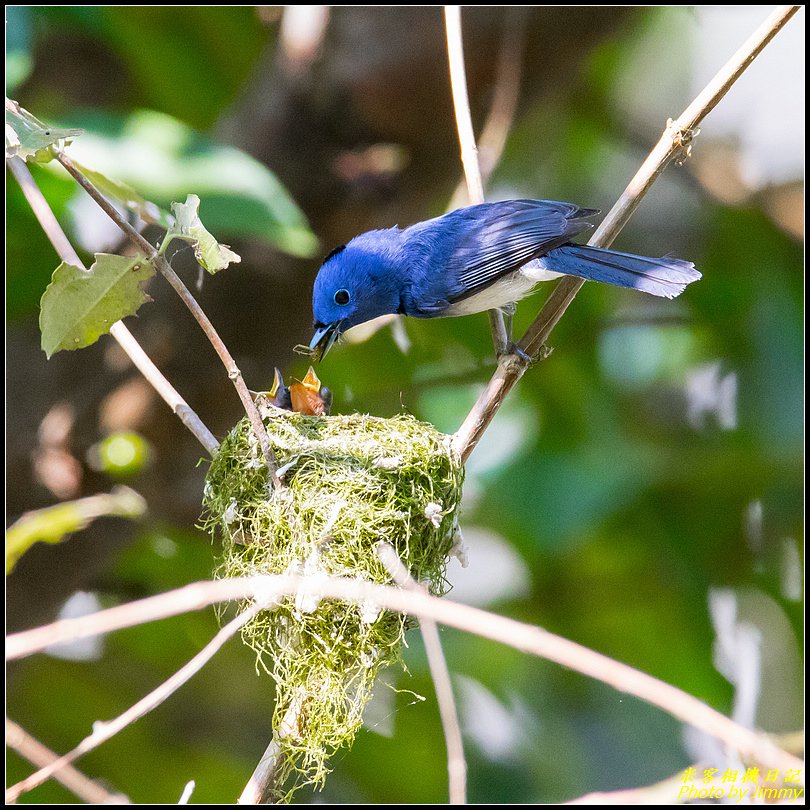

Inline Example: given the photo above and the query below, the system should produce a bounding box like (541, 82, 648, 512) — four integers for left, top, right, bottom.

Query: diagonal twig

(54, 151, 283, 488)
(7, 155, 219, 457)
(6, 719, 131, 804)
(565, 764, 702, 805)
(5, 602, 265, 803)
(452, 4, 802, 463)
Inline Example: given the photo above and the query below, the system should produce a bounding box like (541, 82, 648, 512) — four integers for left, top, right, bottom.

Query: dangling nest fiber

(201, 408, 464, 799)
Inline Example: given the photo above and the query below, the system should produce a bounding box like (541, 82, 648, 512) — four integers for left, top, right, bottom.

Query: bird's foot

(498, 342, 553, 365)
(501, 342, 533, 364)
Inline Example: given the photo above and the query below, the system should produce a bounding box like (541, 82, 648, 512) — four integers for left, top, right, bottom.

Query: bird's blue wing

(445, 200, 597, 302)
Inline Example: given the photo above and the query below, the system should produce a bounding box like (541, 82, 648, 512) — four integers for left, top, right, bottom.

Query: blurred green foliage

(6, 6, 802, 805)
(6, 487, 145, 573)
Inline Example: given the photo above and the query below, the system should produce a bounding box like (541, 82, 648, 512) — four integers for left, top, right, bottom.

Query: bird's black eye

(334, 289, 350, 305)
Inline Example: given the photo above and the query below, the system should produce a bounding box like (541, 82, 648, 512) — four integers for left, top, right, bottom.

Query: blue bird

(309, 199, 700, 358)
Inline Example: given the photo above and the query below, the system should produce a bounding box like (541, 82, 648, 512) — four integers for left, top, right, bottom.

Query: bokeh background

(6, 6, 803, 803)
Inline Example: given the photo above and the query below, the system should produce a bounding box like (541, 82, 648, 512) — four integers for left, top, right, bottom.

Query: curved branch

(6, 574, 803, 779)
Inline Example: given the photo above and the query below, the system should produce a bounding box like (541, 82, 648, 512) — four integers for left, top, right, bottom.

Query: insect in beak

(309, 321, 342, 360)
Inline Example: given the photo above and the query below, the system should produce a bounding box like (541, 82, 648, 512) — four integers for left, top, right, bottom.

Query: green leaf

(165, 194, 241, 274)
(6, 486, 146, 572)
(5, 98, 83, 162)
(39, 254, 155, 358)
(71, 158, 173, 229)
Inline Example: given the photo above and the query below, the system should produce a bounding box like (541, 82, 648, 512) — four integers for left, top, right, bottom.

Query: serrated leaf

(5, 98, 83, 161)
(39, 254, 155, 358)
(71, 159, 173, 229)
(166, 193, 241, 274)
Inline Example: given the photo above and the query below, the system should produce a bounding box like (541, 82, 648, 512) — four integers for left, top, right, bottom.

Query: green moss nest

(201, 408, 464, 798)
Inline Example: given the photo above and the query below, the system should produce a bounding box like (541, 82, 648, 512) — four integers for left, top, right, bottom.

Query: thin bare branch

(449, 8, 528, 210)
(444, 6, 484, 203)
(452, 5, 802, 463)
(444, 4, 508, 354)
(377, 543, 466, 804)
(54, 151, 283, 488)
(6, 156, 219, 457)
(6, 602, 264, 803)
(6, 719, 131, 804)
(6, 574, 803, 779)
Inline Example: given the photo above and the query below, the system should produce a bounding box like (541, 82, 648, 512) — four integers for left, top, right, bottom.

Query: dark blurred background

(6, 6, 803, 804)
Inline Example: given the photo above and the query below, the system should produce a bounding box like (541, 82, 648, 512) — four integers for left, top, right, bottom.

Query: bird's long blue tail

(545, 244, 701, 299)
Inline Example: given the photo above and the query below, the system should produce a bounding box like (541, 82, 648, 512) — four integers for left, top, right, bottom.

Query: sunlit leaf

(88, 431, 152, 476)
(165, 194, 241, 274)
(39, 254, 155, 357)
(5, 98, 83, 162)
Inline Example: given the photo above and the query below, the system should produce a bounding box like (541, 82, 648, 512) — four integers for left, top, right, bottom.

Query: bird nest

(201, 409, 464, 799)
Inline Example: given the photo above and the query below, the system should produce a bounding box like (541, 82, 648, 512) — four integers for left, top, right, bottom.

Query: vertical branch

(7, 156, 220, 457)
(448, 7, 528, 210)
(444, 5, 509, 354)
(238, 695, 306, 806)
(54, 152, 284, 488)
(444, 6, 484, 203)
(452, 4, 802, 463)
(377, 543, 467, 804)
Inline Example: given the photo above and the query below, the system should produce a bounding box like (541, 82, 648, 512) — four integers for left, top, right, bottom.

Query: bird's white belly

(444, 260, 562, 316)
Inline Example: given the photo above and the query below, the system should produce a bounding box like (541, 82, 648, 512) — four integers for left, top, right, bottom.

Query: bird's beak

(301, 366, 321, 392)
(309, 321, 342, 361)
(268, 367, 284, 398)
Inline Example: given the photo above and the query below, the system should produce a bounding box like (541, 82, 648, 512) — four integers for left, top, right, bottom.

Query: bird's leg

(500, 302, 517, 343)
(488, 309, 509, 356)
(496, 302, 531, 362)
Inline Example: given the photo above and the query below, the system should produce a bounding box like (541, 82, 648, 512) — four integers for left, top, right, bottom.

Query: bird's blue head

(309, 230, 403, 359)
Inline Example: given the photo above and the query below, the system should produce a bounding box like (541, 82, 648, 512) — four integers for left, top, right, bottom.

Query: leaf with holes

(165, 193, 241, 274)
(39, 254, 155, 358)
(5, 98, 83, 162)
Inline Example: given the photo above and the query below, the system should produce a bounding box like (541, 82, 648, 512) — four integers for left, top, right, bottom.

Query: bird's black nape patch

(323, 244, 346, 264)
